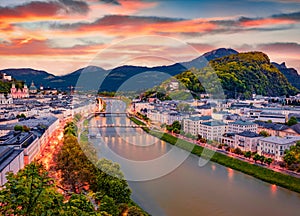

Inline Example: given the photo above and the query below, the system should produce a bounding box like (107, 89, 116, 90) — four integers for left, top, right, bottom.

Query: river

(88, 100, 300, 216)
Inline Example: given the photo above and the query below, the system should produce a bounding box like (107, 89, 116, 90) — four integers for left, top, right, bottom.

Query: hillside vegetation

(172, 52, 299, 99)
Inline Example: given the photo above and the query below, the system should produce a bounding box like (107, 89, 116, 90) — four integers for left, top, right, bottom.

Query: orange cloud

(89, 0, 157, 16)
(0, 38, 105, 56)
(240, 18, 296, 27)
(67, 16, 217, 37)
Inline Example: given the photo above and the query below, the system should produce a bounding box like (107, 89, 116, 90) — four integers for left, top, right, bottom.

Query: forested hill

(174, 52, 299, 99)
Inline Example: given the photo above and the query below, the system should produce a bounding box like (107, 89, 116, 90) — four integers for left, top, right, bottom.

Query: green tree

(259, 130, 269, 137)
(54, 134, 97, 192)
(259, 155, 265, 164)
(172, 120, 181, 131)
(64, 193, 97, 215)
(233, 147, 243, 155)
(244, 151, 252, 159)
(14, 124, 23, 131)
(128, 206, 145, 216)
(0, 162, 64, 215)
(100, 195, 120, 216)
(265, 158, 273, 166)
(287, 116, 298, 126)
(283, 151, 297, 166)
(253, 154, 260, 163)
(95, 159, 131, 204)
(16, 113, 26, 119)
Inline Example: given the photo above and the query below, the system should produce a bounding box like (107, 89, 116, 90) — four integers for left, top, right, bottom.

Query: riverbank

(129, 117, 300, 193)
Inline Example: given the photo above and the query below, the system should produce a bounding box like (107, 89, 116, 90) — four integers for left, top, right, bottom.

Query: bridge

(89, 124, 147, 128)
(93, 112, 128, 117)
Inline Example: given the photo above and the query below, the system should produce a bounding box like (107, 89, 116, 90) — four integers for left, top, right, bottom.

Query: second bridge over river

(88, 124, 148, 128)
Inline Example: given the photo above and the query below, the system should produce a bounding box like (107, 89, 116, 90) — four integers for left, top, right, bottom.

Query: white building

(234, 131, 262, 152)
(257, 136, 300, 161)
(212, 111, 230, 121)
(183, 116, 212, 135)
(199, 120, 227, 141)
(0, 93, 13, 105)
(228, 120, 258, 133)
(0, 146, 24, 186)
(258, 112, 287, 124)
(2, 73, 12, 81)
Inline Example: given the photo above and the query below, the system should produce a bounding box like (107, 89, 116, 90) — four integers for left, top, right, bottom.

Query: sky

(0, 0, 299, 75)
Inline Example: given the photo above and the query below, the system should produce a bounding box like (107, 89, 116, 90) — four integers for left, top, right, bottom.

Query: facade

(183, 116, 212, 135)
(257, 136, 300, 161)
(148, 109, 188, 125)
(258, 112, 287, 123)
(220, 133, 235, 147)
(212, 111, 230, 121)
(168, 81, 179, 91)
(198, 120, 227, 141)
(228, 120, 258, 133)
(256, 122, 299, 137)
(234, 131, 262, 152)
(1, 132, 39, 165)
(0, 146, 24, 186)
(10, 83, 29, 99)
(0, 93, 13, 104)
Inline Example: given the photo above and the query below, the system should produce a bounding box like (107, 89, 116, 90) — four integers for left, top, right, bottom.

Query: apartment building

(183, 116, 212, 135)
(234, 131, 262, 152)
(198, 120, 227, 141)
(257, 136, 300, 161)
(228, 120, 258, 133)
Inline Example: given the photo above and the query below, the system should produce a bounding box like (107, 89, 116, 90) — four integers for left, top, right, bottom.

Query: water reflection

(86, 99, 300, 216)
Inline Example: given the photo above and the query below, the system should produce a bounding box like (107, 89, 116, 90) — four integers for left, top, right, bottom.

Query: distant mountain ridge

(0, 48, 299, 97)
(272, 62, 300, 91)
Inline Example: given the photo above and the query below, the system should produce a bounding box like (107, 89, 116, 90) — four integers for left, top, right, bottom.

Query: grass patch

(130, 117, 300, 193)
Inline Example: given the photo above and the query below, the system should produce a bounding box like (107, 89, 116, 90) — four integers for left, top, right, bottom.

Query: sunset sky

(0, 0, 299, 75)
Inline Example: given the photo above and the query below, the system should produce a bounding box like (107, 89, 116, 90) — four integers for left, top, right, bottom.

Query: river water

(88, 100, 300, 216)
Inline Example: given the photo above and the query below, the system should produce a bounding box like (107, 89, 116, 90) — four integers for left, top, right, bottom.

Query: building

(228, 120, 258, 133)
(257, 112, 287, 123)
(234, 131, 262, 152)
(168, 80, 179, 91)
(0, 93, 13, 104)
(198, 120, 227, 141)
(1, 132, 40, 165)
(10, 83, 29, 99)
(29, 81, 38, 94)
(1, 73, 12, 81)
(0, 146, 24, 186)
(183, 116, 212, 135)
(220, 132, 235, 147)
(212, 111, 230, 121)
(257, 136, 300, 161)
(256, 122, 299, 137)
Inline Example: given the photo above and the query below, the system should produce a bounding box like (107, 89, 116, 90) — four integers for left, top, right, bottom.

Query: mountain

(0, 68, 55, 88)
(0, 48, 237, 91)
(173, 52, 298, 99)
(272, 62, 300, 90)
(0, 48, 298, 98)
(56, 48, 238, 92)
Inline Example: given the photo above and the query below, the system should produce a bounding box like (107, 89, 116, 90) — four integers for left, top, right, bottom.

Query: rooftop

(230, 120, 256, 126)
(187, 115, 212, 121)
(202, 120, 226, 127)
(256, 121, 289, 131)
(0, 146, 23, 172)
(260, 136, 300, 145)
(237, 131, 261, 138)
